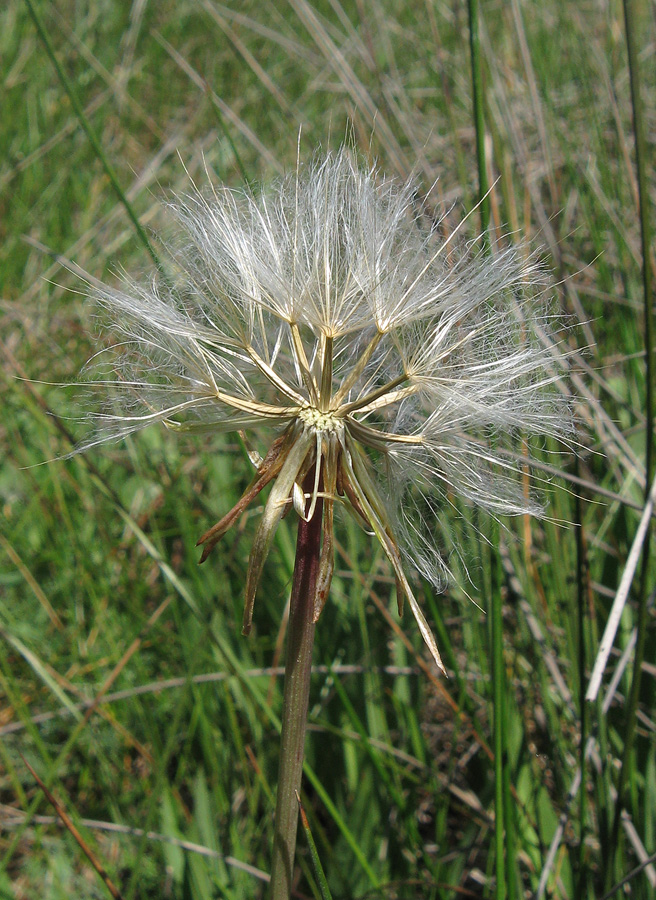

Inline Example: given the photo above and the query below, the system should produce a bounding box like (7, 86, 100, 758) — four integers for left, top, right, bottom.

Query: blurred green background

(1, 1, 654, 898)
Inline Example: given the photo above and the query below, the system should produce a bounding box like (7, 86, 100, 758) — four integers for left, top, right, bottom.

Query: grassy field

(1, 1, 655, 898)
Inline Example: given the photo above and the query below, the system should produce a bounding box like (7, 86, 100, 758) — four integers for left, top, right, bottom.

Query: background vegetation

(1, 0, 654, 898)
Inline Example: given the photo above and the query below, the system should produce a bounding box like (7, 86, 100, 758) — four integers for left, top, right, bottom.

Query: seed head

(84, 148, 571, 675)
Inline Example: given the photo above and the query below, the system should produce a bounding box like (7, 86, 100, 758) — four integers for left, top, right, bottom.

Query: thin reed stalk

(608, 0, 654, 889)
(467, 2, 511, 897)
(575, 455, 591, 897)
(467, 0, 490, 243)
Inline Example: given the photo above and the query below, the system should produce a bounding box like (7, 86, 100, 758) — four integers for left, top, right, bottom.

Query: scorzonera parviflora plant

(80, 147, 570, 895)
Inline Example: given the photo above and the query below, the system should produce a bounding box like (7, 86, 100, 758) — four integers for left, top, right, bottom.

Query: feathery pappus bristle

(80, 147, 572, 675)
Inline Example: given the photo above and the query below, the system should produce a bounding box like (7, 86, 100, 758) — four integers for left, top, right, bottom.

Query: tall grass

(1, 1, 654, 898)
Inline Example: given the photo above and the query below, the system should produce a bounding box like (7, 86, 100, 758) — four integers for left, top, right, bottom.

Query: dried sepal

(340, 434, 446, 675)
(313, 436, 338, 622)
(197, 433, 290, 562)
(243, 428, 314, 635)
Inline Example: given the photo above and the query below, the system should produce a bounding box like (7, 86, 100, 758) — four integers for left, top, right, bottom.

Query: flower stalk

(269, 470, 323, 900)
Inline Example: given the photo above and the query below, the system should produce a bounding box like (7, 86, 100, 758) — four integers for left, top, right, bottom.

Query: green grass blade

(23, 0, 161, 269)
(297, 794, 333, 900)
